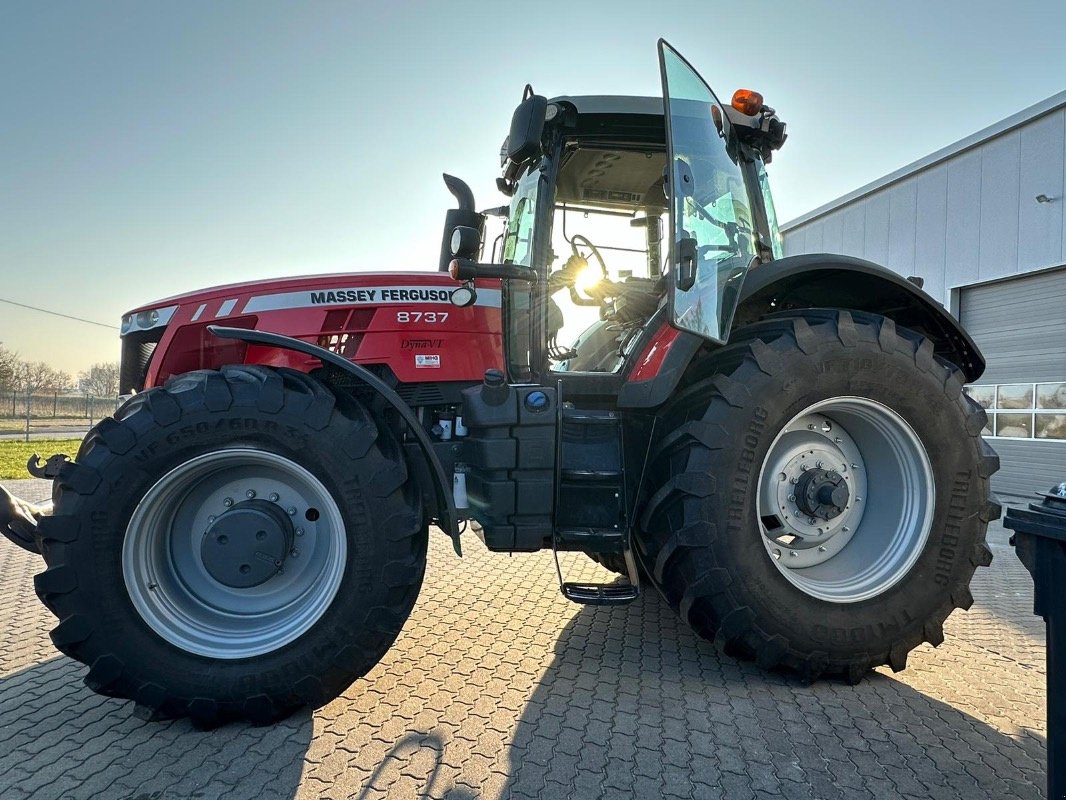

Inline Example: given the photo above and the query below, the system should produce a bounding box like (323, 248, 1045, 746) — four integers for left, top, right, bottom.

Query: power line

(0, 297, 119, 330)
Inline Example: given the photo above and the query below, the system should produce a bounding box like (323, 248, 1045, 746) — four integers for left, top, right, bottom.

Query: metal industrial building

(781, 92, 1066, 501)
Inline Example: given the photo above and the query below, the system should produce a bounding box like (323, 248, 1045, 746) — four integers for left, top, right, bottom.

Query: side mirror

(506, 91, 548, 167)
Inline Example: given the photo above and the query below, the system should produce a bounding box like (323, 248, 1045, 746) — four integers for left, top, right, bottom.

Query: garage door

(959, 267, 1066, 500)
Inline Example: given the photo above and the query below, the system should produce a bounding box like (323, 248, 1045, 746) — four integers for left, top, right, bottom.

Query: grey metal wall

(782, 105, 1066, 308)
(959, 268, 1066, 384)
(960, 270, 1066, 499)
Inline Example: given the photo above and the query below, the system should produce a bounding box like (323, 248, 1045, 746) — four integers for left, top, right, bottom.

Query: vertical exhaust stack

(438, 174, 485, 272)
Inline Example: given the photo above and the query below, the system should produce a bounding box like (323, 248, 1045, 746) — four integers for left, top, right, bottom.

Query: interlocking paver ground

(0, 478, 1047, 799)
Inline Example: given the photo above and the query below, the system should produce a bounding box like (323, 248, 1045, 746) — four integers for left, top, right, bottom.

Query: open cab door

(659, 40, 759, 344)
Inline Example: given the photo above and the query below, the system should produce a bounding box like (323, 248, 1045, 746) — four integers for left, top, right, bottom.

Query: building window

(964, 382, 1066, 441)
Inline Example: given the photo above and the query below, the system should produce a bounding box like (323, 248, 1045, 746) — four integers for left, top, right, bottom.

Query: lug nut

(269, 492, 280, 502)
(223, 497, 233, 508)
(807, 424, 815, 430)
(789, 551, 798, 557)
(246, 489, 256, 499)
(790, 477, 798, 485)
(287, 507, 297, 516)
(818, 546, 827, 553)
(816, 461, 824, 469)
(787, 494, 796, 502)
(290, 549, 299, 559)
(295, 528, 304, 537)
(808, 517, 816, 525)
(207, 515, 216, 523)
(842, 526, 850, 532)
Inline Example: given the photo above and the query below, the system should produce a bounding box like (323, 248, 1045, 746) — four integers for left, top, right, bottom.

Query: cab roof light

(731, 89, 764, 116)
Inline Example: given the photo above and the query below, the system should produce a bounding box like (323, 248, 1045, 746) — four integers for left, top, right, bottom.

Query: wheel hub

(201, 500, 293, 588)
(756, 399, 934, 603)
(794, 468, 850, 521)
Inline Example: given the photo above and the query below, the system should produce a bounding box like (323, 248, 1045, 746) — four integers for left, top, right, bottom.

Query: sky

(2, 0, 1065, 375)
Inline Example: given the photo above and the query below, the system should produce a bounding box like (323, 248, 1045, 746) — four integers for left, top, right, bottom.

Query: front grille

(120, 330, 163, 393)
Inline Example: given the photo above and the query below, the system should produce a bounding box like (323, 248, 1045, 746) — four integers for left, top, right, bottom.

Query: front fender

(208, 325, 460, 553)
(734, 253, 985, 382)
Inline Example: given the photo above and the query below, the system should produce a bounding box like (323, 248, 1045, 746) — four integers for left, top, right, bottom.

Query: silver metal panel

(887, 178, 917, 276)
(960, 268, 1066, 384)
(820, 212, 845, 256)
(915, 166, 948, 302)
(944, 151, 982, 291)
(803, 219, 823, 253)
(978, 133, 1021, 281)
(840, 204, 866, 258)
(1019, 110, 1064, 271)
(863, 193, 890, 266)
(783, 226, 804, 256)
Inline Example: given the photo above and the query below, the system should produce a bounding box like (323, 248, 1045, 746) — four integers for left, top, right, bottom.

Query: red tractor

(1, 42, 998, 726)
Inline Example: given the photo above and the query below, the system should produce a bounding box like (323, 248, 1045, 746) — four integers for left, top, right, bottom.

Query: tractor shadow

(0, 655, 313, 799)
(499, 584, 1048, 799)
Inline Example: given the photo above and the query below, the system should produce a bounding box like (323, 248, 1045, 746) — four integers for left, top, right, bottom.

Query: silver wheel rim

(122, 448, 347, 659)
(756, 397, 934, 603)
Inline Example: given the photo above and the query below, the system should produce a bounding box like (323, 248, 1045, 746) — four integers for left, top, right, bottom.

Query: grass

(0, 417, 92, 432)
(0, 438, 84, 480)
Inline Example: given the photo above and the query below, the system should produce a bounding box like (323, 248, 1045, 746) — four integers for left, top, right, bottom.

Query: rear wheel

(636, 311, 999, 681)
(584, 552, 628, 575)
(35, 366, 426, 725)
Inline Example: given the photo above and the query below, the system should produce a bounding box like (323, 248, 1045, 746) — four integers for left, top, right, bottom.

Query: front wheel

(636, 311, 1000, 682)
(34, 366, 427, 725)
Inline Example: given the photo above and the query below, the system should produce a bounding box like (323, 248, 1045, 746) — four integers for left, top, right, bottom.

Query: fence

(0, 391, 119, 441)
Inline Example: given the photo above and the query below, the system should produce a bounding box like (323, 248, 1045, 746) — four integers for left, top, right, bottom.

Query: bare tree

(78, 362, 120, 398)
(0, 344, 17, 393)
(15, 361, 66, 395)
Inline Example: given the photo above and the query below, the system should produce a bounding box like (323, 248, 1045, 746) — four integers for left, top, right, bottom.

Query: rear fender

(733, 253, 985, 382)
(208, 326, 460, 552)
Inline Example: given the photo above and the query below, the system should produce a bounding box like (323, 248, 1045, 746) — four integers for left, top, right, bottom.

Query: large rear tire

(34, 366, 426, 725)
(636, 311, 1000, 682)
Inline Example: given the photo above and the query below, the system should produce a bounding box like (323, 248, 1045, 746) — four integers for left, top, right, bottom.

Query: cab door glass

(660, 42, 757, 343)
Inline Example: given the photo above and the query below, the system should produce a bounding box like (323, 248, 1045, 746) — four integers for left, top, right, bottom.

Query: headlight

(121, 305, 178, 335)
(136, 310, 159, 328)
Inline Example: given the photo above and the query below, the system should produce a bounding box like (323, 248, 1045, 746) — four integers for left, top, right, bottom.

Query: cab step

(561, 581, 639, 605)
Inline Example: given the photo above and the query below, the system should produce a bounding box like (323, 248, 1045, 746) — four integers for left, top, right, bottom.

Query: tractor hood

(123, 271, 456, 316)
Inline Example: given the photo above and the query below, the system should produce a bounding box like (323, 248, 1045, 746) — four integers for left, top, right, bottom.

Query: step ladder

(551, 404, 639, 605)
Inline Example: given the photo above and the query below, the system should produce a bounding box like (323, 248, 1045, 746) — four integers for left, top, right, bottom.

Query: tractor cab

(444, 42, 787, 388)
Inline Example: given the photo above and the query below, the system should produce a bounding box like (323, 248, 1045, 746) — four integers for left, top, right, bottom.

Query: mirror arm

(449, 258, 537, 283)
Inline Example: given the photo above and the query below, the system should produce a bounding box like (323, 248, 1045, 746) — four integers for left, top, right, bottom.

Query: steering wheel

(567, 234, 610, 307)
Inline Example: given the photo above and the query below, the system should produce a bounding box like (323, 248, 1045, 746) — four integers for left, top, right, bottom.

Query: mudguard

(208, 325, 461, 552)
(734, 253, 985, 382)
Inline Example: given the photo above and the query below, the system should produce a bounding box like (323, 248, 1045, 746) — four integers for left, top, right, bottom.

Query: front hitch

(0, 453, 67, 554)
(0, 484, 52, 554)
